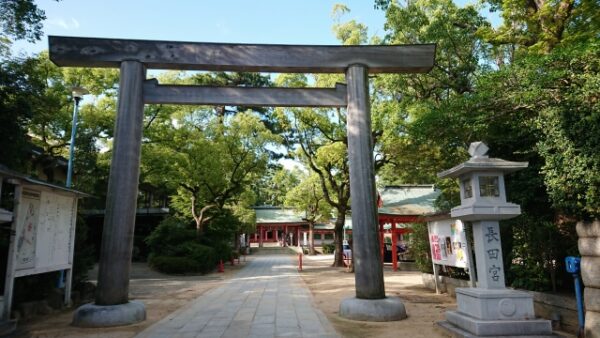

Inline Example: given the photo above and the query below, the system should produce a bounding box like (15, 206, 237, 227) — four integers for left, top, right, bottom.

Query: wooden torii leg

(96, 60, 145, 306)
(346, 64, 385, 299)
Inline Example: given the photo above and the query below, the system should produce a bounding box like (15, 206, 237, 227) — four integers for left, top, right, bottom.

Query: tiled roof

(378, 185, 440, 215)
(254, 206, 307, 224)
(254, 185, 439, 225)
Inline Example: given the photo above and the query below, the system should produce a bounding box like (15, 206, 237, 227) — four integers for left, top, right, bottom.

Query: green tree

(480, 0, 599, 53)
(285, 173, 332, 255)
(143, 110, 280, 236)
(0, 0, 60, 57)
(373, 0, 596, 291)
(0, 57, 44, 169)
(254, 167, 301, 206)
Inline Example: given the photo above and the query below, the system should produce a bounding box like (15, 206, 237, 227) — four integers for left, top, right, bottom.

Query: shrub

(322, 243, 335, 254)
(205, 240, 232, 262)
(149, 255, 201, 274)
(410, 222, 434, 274)
(145, 217, 195, 257)
(146, 217, 220, 274)
(183, 242, 217, 273)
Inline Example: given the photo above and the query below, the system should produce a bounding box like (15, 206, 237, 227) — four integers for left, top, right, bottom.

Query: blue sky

(13, 0, 386, 55)
(12, 0, 498, 56)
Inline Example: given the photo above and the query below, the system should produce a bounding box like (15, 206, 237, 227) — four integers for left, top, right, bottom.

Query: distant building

(250, 185, 441, 250)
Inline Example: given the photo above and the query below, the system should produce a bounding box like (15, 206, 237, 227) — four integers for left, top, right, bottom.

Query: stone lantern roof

(437, 142, 528, 179)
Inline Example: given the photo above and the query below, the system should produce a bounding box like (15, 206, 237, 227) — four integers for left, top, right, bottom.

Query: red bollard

(298, 253, 303, 272)
(218, 260, 224, 273)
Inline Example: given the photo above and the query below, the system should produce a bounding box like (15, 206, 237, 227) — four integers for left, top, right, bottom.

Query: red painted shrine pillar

(379, 222, 385, 264)
(275, 228, 279, 243)
(392, 222, 398, 271)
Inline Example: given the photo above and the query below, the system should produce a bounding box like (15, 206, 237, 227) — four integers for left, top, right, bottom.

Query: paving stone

(135, 254, 338, 338)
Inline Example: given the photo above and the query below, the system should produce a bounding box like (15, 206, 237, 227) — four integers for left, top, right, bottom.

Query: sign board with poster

(14, 189, 77, 275)
(0, 167, 87, 324)
(427, 218, 469, 268)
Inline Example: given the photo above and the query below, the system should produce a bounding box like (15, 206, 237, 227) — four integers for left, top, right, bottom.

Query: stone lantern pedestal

(437, 142, 554, 337)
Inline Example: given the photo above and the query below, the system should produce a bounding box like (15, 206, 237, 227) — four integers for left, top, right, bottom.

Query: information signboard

(14, 189, 76, 275)
(427, 219, 469, 268)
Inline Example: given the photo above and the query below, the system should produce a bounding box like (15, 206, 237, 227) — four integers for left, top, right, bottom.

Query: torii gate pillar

(338, 65, 407, 321)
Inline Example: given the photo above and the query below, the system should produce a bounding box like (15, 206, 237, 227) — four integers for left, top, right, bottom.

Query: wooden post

(432, 263, 441, 294)
(3, 185, 22, 320)
(96, 60, 145, 306)
(259, 226, 263, 247)
(465, 222, 477, 287)
(346, 64, 385, 300)
(297, 227, 301, 247)
(64, 197, 79, 305)
(392, 223, 398, 272)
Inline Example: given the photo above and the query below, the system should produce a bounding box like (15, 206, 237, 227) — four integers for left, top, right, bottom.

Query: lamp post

(66, 86, 88, 188)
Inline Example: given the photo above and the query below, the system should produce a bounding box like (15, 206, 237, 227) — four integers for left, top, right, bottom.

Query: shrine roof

(377, 185, 440, 216)
(254, 206, 307, 224)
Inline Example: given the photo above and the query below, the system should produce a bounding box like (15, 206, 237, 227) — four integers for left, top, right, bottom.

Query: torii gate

(49, 36, 435, 326)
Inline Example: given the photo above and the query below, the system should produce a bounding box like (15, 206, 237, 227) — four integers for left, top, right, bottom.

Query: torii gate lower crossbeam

(49, 36, 435, 327)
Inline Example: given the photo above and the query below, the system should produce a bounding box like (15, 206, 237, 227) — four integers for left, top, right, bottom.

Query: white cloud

(49, 18, 80, 30)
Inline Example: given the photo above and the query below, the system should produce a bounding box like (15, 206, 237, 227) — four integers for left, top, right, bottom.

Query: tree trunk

(195, 219, 203, 239)
(234, 231, 240, 252)
(309, 222, 316, 255)
(332, 211, 346, 267)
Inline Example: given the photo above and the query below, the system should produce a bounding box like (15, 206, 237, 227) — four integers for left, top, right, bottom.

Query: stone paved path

(135, 254, 339, 338)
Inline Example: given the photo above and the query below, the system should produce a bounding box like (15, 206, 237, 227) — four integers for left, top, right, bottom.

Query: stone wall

(421, 274, 470, 296)
(528, 290, 579, 333)
(577, 220, 600, 338)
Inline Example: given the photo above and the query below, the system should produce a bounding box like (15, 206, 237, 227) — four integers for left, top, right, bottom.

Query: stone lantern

(437, 142, 553, 337)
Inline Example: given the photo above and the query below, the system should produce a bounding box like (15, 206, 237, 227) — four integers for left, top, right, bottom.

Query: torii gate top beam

(49, 36, 436, 73)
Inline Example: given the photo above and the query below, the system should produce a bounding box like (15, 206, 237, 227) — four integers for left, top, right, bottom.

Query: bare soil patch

(14, 258, 250, 338)
(299, 254, 454, 338)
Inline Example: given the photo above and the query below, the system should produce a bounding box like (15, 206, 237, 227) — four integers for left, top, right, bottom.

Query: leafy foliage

(146, 217, 222, 274)
(409, 222, 434, 273)
(0, 57, 45, 169)
(0, 0, 60, 57)
(322, 243, 336, 254)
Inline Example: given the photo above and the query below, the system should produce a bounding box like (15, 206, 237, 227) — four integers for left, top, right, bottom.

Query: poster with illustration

(15, 190, 40, 269)
(445, 237, 452, 255)
(427, 219, 469, 268)
(430, 234, 441, 260)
